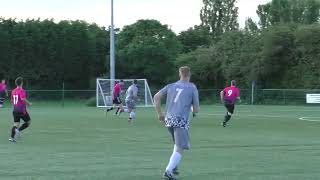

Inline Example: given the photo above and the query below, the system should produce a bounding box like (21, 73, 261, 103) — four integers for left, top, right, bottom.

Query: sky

(1, 0, 271, 33)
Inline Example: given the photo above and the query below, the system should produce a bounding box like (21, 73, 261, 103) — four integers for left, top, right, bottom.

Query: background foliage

(0, 0, 319, 90)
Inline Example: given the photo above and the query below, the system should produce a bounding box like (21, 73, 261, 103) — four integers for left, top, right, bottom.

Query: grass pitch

(0, 104, 320, 180)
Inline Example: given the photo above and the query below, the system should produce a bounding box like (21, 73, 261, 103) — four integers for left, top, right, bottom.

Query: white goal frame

(96, 78, 154, 108)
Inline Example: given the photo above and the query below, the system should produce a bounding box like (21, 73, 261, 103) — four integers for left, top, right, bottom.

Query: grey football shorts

(125, 100, 136, 109)
(168, 127, 190, 150)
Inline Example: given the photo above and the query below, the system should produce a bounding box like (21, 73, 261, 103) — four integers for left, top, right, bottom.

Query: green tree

(117, 19, 181, 86)
(285, 24, 320, 88)
(200, 0, 239, 40)
(244, 18, 259, 33)
(178, 25, 211, 53)
(259, 25, 296, 87)
(175, 47, 224, 88)
(257, 0, 320, 28)
(0, 18, 108, 89)
(213, 31, 262, 87)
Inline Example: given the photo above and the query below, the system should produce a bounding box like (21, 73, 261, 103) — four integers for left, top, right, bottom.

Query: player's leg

(168, 127, 180, 175)
(19, 112, 31, 132)
(10, 112, 21, 142)
(106, 103, 116, 112)
(164, 127, 189, 179)
(117, 103, 124, 115)
(223, 104, 234, 127)
(114, 97, 123, 115)
(126, 100, 136, 122)
(0, 92, 5, 108)
(128, 108, 136, 122)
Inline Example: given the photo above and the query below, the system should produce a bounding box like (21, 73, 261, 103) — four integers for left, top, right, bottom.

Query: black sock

(11, 126, 17, 138)
(19, 123, 30, 131)
(224, 113, 232, 122)
(107, 107, 114, 111)
(115, 108, 120, 114)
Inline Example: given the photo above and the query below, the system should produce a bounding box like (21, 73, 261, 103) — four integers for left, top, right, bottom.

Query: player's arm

(220, 90, 225, 104)
(192, 86, 200, 116)
(236, 89, 241, 103)
(153, 92, 164, 122)
(133, 89, 139, 101)
(22, 98, 32, 106)
(192, 106, 199, 113)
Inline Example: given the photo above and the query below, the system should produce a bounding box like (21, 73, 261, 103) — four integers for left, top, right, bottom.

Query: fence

(2, 89, 320, 107)
(198, 89, 320, 105)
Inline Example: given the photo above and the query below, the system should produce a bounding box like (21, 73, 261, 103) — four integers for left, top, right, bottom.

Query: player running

(220, 80, 241, 127)
(154, 66, 200, 180)
(125, 80, 138, 122)
(0, 79, 9, 108)
(9, 77, 33, 143)
(106, 80, 125, 115)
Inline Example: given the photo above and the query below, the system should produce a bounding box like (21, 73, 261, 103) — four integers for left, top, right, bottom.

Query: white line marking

(299, 117, 320, 122)
(278, 110, 320, 112)
(207, 114, 293, 118)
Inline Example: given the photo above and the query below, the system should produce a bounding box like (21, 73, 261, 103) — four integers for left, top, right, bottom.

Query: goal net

(96, 78, 154, 108)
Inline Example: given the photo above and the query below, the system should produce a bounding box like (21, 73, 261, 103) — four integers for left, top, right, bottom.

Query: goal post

(96, 78, 154, 108)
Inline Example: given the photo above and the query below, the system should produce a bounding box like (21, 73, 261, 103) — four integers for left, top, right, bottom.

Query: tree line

(0, 0, 319, 90)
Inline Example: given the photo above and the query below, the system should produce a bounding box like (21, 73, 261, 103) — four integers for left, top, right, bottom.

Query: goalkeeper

(107, 80, 125, 115)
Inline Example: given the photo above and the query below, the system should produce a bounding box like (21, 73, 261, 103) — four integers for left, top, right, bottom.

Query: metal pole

(110, 0, 115, 94)
(251, 80, 255, 105)
(62, 82, 65, 108)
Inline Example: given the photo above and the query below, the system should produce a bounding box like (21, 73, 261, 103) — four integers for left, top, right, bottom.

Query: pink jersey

(0, 83, 6, 92)
(223, 86, 240, 104)
(11, 87, 27, 113)
(113, 83, 121, 99)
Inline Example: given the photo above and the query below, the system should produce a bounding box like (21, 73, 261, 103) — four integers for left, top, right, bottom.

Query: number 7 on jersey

(174, 88, 183, 103)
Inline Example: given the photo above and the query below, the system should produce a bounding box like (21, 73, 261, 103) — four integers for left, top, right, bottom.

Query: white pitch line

(206, 113, 293, 118)
(278, 109, 320, 112)
(299, 117, 320, 122)
(206, 113, 320, 123)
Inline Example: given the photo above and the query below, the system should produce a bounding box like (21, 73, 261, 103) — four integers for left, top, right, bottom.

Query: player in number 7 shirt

(9, 77, 33, 143)
(220, 80, 241, 127)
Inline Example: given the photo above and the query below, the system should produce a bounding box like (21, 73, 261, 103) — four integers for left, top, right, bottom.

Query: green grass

(1, 104, 320, 180)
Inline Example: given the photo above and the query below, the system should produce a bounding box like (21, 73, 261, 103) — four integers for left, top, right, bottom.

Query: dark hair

(15, 77, 23, 86)
(133, 79, 138, 84)
(120, 79, 124, 83)
(231, 80, 236, 86)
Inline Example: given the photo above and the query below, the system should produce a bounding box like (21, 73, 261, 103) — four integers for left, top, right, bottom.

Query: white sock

(165, 151, 182, 173)
(129, 112, 135, 119)
(173, 145, 177, 153)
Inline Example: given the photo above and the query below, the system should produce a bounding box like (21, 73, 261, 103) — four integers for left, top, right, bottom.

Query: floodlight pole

(110, 0, 115, 93)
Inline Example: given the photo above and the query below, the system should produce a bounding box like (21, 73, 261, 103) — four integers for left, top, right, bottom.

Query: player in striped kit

(154, 66, 200, 180)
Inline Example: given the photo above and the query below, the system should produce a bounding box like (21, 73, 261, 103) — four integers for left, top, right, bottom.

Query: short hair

(179, 66, 191, 78)
(120, 79, 124, 83)
(15, 77, 23, 86)
(231, 80, 236, 86)
(133, 79, 138, 84)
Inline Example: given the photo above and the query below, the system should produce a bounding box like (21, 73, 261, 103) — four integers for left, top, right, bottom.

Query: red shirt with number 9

(223, 86, 239, 104)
